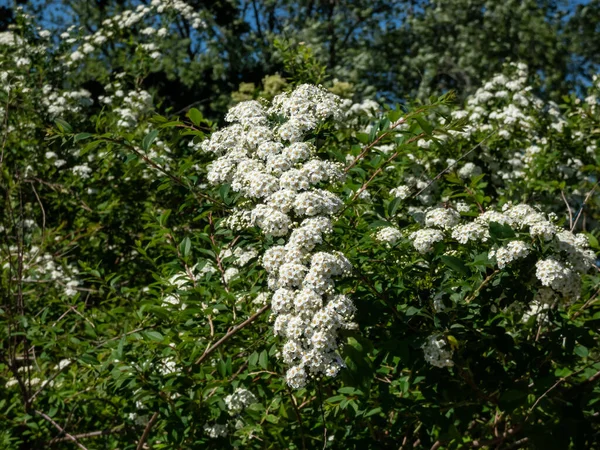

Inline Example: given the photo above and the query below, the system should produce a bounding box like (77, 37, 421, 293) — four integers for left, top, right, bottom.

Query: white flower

(376, 227, 402, 246)
(422, 334, 454, 368)
(224, 388, 257, 415)
(425, 208, 461, 230)
(409, 228, 444, 254)
(489, 240, 530, 269)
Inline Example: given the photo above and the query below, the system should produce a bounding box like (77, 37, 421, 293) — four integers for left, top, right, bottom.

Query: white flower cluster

(390, 185, 412, 200)
(425, 207, 461, 230)
(114, 90, 154, 129)
(41, 85, 93, 118)
(422, 334, 454, 368)
(488, 240, 530, 269)
(410, 203, 595, 302)
(6, 245, 81, 297)
(203, 85, 356, 388)
(409, 228, 444, 254)
(375, 227, 402, 246)
(224, 388, 258, 415)
(203, 423, 228, 439)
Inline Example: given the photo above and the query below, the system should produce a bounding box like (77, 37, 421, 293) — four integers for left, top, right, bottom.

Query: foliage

(1, 2, 600, 450)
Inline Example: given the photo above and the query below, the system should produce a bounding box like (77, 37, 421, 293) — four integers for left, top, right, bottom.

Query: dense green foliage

(1, 1, 600, 449)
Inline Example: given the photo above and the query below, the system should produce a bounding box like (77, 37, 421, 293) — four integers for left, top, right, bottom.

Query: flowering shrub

(1, 4, 600, 450)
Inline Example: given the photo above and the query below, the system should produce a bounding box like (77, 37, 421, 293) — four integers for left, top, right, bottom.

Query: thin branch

(287, 388, 307, 450)
(571, 178, 600, 231)
(344, 108, 428, 173)
(48, 426, 125, 444)
(35, 410, 88, 450)
(136, 412, 159, 450)
(560, 190, 574, 229)
(101, 137, 226, 208)
(413, 131, 496, 198)
(194, 303, 270, 366)
(465, 270, 500, 303)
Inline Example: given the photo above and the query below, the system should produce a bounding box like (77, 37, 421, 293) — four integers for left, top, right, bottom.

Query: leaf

(180, 237, 191, 257)
(248, 352, 258, 367)
(54, 118, 72, 133)
(387, 197, 402, 217)
(440, 255, 468, 276)
(414, 115, 433, 136)
(144, 331, 164, 342)
(489, 221, 516, 240)
(187, 108, 203, 126)
(141, 129, 159, 151)
(258, 350, 268, 369)
(74, 132, 92, 143)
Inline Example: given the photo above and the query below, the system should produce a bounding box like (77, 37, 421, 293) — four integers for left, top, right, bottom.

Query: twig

(287, 388, 307, 450)
(413, 131, 496, 198)
(101, 137, 226, 208)
(526, 364, 590, 420)
(560, 190, 573, 229)
(571, 179, 600, 231)
(465, 270, 500, 303)
(344, 107, 428, 173)
(136, 412, 159, 450)
(35, 410, 88, 450)
(48, 426, 125, 444)
(194, 304, 270, 366)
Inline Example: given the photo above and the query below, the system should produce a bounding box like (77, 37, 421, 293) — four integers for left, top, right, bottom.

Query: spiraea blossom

(376, 227, 403, 246)
(202, 85, 356, 388)
(422, 334, 454, 368)
(224, 388, 258, 415)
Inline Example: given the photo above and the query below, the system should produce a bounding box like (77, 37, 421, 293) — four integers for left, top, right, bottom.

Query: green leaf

(187, 108, 203, 126)
(489, 222, 516, 240)
(414, 115, 433, 136)
(258, 350, 268, 369)
(387, 197, 402, 217)
(440, 255, 468, 276)
(55, 118, 72, 133)
(74, 132, 93, 143)
(180, 237, 191, 257)
(141, 129, 159, 151)
(144, 331, 164, 342)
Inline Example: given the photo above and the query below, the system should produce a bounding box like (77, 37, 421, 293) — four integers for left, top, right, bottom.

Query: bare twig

(136, 412, 159, 450)
(35, 410, 88, 450)
(48, 426, 125, 444)
(287, 388, 307, 450)
(560, 190, 574, 229)
(194, 304, 270, 366)
(413, 131, 496, 198)
(465, 270, 500, 303)
(571, 179, 600, 231)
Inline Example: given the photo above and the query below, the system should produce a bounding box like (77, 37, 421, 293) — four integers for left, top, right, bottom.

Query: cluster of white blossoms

(409, 228, 444, 254)
(41, 84, 93, 119)
(61, 0, 207, 66)
(390, 185, 412, 200)
(488, 240, 530, 269)
(2, 245, 81, 297)
(224, 388, 258, 415)
(203, 423, 228, 439)
(375, 227, 402, 246)
(203, 85, 356, 388)
(422, 334, 454, 368)
(410, 203, 595, 303)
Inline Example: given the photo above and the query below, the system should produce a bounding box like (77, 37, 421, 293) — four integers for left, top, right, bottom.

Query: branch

(48, 426, 125, 444)
(136, 412, 159, 450)
(413, 130, 496, 198)
(35, 410, 88, 450)
(571, 178, 600, 231)
(194, 303, 270, 366)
